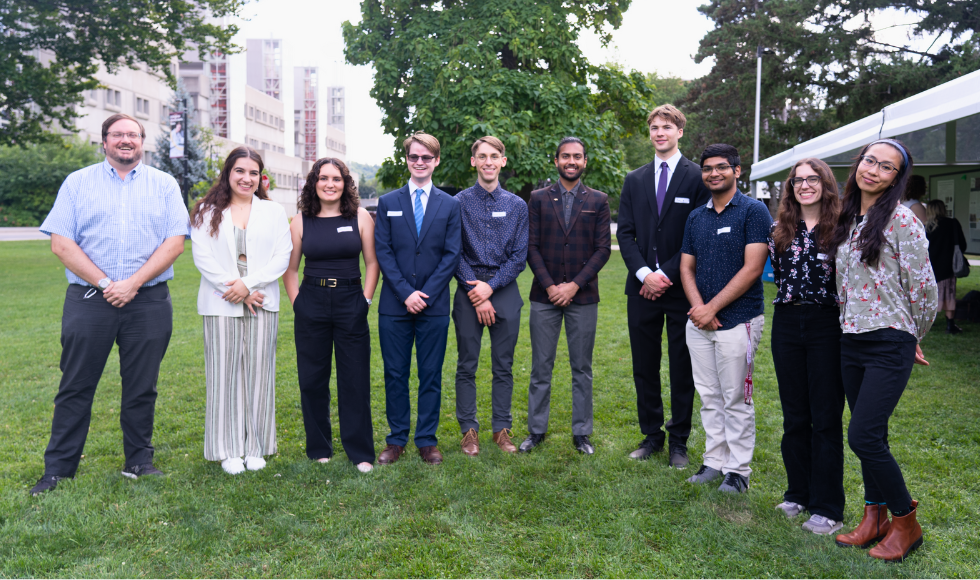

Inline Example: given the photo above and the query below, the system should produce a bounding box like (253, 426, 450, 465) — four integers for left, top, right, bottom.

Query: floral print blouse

(836, 204, 938, 342)
(768, 221, 838, 307)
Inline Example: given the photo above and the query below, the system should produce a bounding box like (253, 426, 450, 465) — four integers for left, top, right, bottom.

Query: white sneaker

(244, 456, 266, 471)
(356, 462, 373, 473)
(776, 501, 805, 518)
(802, 514, 843, 535)
(316, 457, 331, 464)
(221, 457, 245, 475)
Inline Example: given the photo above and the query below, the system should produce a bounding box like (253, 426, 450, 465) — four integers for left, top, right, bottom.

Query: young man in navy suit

(374, 132, 462, 465)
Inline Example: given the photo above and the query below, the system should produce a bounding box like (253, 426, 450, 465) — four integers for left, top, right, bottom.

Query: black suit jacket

(617, 155, 711, 298)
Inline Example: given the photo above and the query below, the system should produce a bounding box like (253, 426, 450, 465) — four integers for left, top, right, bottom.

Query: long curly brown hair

(771, 158, 841, 255)
(298, 157, 359, 219)
(190, 146, 269, 237)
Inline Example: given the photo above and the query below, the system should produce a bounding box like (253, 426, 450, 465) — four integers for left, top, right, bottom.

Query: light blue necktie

(414, 188, 425, 236)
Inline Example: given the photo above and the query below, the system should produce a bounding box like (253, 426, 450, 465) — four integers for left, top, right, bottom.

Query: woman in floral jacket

(768, 158, 845, 536)
(829, 139, 938, 563)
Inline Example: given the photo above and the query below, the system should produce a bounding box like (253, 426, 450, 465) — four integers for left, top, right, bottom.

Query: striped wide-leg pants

(202, 309, 279, 461)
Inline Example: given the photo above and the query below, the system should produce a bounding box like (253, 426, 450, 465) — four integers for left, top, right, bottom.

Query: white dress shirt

(637, 150, 683, 284)
(408, 179, 433, 213)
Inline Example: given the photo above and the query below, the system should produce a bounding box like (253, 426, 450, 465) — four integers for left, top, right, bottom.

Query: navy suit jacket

(374, 185, 462, 316)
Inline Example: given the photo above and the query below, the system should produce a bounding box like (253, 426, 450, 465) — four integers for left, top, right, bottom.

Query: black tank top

(302, 214, 362, 278)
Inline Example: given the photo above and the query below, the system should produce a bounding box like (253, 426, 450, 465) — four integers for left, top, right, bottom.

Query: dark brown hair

(102, 113, 146, 143)
(190, 147, 269, 237)
(828, 140, 915, 266)
(298, 157, 359, 220)
(771, 158, 841, 254)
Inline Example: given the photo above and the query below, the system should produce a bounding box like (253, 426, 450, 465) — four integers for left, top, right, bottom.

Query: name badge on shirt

(492, 211, 507, 217)
(817, 253, 828, 260)
(337, 226, 353, 233)
(388, 211, 403, 216)
(675, 197, 690, 204)
(213, 290, 225, 299)
(717, 226, 731, 234)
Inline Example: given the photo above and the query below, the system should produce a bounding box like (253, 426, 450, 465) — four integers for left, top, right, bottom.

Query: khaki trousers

(686, 314, 764, 478)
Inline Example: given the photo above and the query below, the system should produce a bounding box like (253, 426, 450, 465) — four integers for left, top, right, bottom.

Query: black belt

(472, 270, 497, 282)
(303, 276, 361, 288)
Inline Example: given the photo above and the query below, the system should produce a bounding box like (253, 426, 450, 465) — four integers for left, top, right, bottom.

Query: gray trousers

(528, 300, 597, 436)
(453, 280, 523, 433)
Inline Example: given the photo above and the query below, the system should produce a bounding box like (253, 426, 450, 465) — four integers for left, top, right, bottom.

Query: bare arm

(283, 216, 304, 305)
(51, 233, 108, 287)
(359, 208, 380, 301)
(704, 243, 768, 314)
(679, 253, 703, 308)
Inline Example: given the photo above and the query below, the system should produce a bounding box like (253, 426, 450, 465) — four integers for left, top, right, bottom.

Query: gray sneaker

(686, 464, 723, 484)
(776, 501, 805, 518)
(801, 514, 843, 535)
(717, 472, 749, 493)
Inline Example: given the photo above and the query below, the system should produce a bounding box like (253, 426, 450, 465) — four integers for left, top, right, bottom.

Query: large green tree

(0, 0, 243, 147)
(342, 0, 653, 200)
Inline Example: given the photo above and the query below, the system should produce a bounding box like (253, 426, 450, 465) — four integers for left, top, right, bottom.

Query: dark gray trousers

(527, 300, 597, 436)
(44, 283, 173, 477)
(452, 281, 523, 433)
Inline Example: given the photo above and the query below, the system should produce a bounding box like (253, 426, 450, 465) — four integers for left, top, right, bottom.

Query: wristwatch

(98, 277, 112, 290)
(365, 298, 372, 305)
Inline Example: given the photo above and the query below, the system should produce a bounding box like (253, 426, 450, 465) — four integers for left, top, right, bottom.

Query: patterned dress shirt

(40, 160, 190, 286)
(561, 181, 584, 228)
(455, 182, 529, 292)
(768, 220, 839, 306)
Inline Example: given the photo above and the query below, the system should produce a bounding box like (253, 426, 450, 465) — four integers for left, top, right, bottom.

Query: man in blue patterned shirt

(453, 136, 529, 456)
(30, 114, 190, 496)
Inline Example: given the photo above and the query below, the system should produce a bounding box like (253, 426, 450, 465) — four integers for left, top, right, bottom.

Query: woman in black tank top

(284, 158, 380, 472)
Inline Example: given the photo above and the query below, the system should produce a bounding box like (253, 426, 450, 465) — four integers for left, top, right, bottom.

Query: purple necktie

(656, 162, 669, 214)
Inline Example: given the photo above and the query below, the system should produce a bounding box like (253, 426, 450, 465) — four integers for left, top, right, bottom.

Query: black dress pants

(771, 304, 845, 520)
(626, 294, 695, 449)
(840, 334, 916, 513)
(44, 283, 173, 477)
(294, 281, 375, 464)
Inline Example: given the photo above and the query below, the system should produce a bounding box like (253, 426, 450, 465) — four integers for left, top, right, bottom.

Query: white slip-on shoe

(244, 456, 266, 471)
(221, 457, 246, 475)
(356, 462, 373, 473)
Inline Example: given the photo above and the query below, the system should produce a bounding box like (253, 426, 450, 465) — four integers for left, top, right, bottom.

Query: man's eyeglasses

(790, 176, 821, 188)
(859, 155, 899, 175)
(701, 164, 733, 175)
(108, 132, 142, 140)
(407, 154, 436, 163)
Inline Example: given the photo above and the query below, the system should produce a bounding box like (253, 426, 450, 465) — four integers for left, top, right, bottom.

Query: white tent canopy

(751, 68, 980, 181)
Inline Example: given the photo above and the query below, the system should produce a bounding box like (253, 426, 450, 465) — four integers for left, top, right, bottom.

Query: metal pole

(182, 98, 190, 207)
(752, 45, 763, 200)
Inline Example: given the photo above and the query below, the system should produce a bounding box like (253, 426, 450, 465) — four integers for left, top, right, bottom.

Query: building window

(135, 97, 150, 116)
(262, 112, 267, 123)
(248, 106, 254, 118)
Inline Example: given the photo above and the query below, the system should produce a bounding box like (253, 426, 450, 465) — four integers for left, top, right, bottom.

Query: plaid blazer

(527, 183, 611, 305)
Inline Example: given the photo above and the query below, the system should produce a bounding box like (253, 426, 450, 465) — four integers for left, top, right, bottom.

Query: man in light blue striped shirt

(31, 113, 190, 496)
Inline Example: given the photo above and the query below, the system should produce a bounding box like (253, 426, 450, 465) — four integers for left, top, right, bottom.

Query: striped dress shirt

(40, 159, 190, 287)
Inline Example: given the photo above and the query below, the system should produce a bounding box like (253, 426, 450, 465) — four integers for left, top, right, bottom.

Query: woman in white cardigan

(190, 146, 292, 475)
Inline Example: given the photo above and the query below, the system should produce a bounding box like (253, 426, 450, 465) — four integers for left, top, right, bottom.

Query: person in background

(522, 137, 611, 455)
(768, 158, 846, 534)
(31, 113, 189, 495)
(901, 175, 927, 223)
(679, 143, 772, 494)
(924, 199, 967, 335)
(453, 136, 529, 456)
(830, 139, 937, 563)
(285, 158, 380, 473)
(190, 146, 292, 475)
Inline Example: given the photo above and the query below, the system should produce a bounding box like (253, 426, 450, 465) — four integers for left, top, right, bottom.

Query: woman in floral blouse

(829, 139, 938, 563)
(768, 158, 845, 536)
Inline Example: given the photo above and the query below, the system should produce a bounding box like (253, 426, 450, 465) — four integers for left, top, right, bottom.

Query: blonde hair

(646, 104, 687, 130)
(402, 132, 441, 158)
(925, 199, 947, 233)
(471, 136, 506, 156)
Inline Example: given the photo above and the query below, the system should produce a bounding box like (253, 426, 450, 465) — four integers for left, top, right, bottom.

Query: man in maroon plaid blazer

(520, 137, 611, 455)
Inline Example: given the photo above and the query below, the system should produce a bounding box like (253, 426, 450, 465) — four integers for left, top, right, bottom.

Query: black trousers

(626, 294, 695, 449)
(840, 335, 916, 513)
(771, 304, 845, 520)
(44, 283, 173, 477)
(294, 281, 375, 464)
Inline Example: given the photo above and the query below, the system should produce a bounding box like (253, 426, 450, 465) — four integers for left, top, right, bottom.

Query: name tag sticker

(492, 211, 507, 217)
(337, 226, 353, 233)
(676, 197, 690, 204)
(388, 211, 403, 217)
(213, 290, 224, 298)
(717, 226, 731, 234)
(817, 253, 828, 260)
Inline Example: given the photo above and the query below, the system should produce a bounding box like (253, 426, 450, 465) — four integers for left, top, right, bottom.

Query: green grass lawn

(1, 240, 978, 577)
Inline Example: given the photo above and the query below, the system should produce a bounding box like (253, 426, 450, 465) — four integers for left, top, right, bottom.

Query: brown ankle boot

(836, 503, 890, 548)
(869, 503, 923, 562)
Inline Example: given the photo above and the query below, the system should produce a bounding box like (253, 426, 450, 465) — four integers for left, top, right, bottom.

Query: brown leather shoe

(419, 445, 443, 465)
(836, 503, 890, 548)
(493, 428, 517, 453)
(377, 444, 405, 465)
(461, 428, 479, 456)
(869, 502, 923, 562)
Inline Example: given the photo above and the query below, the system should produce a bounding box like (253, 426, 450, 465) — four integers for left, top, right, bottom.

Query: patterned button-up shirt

(455, 182, 528, 291)
(836, 205, 938, 341)
(768, 221, 839, 307)
(40, 160, 190, 286)
(560, 181, 584, 228)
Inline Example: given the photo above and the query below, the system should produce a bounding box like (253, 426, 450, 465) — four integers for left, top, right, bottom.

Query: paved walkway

(0, 228, 47, 241)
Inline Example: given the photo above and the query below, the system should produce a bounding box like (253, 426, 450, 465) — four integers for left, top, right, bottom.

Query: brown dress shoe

(461, 428, 479, 456)
(836, 503, 890, 548)
(869, 503, 923, 562)
(493, 428, 517, 453)
(378, 444, 405, 465)
(419, 445, 443, 465)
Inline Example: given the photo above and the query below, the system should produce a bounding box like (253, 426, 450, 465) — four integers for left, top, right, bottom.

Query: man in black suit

(617, 104, 711, 468)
